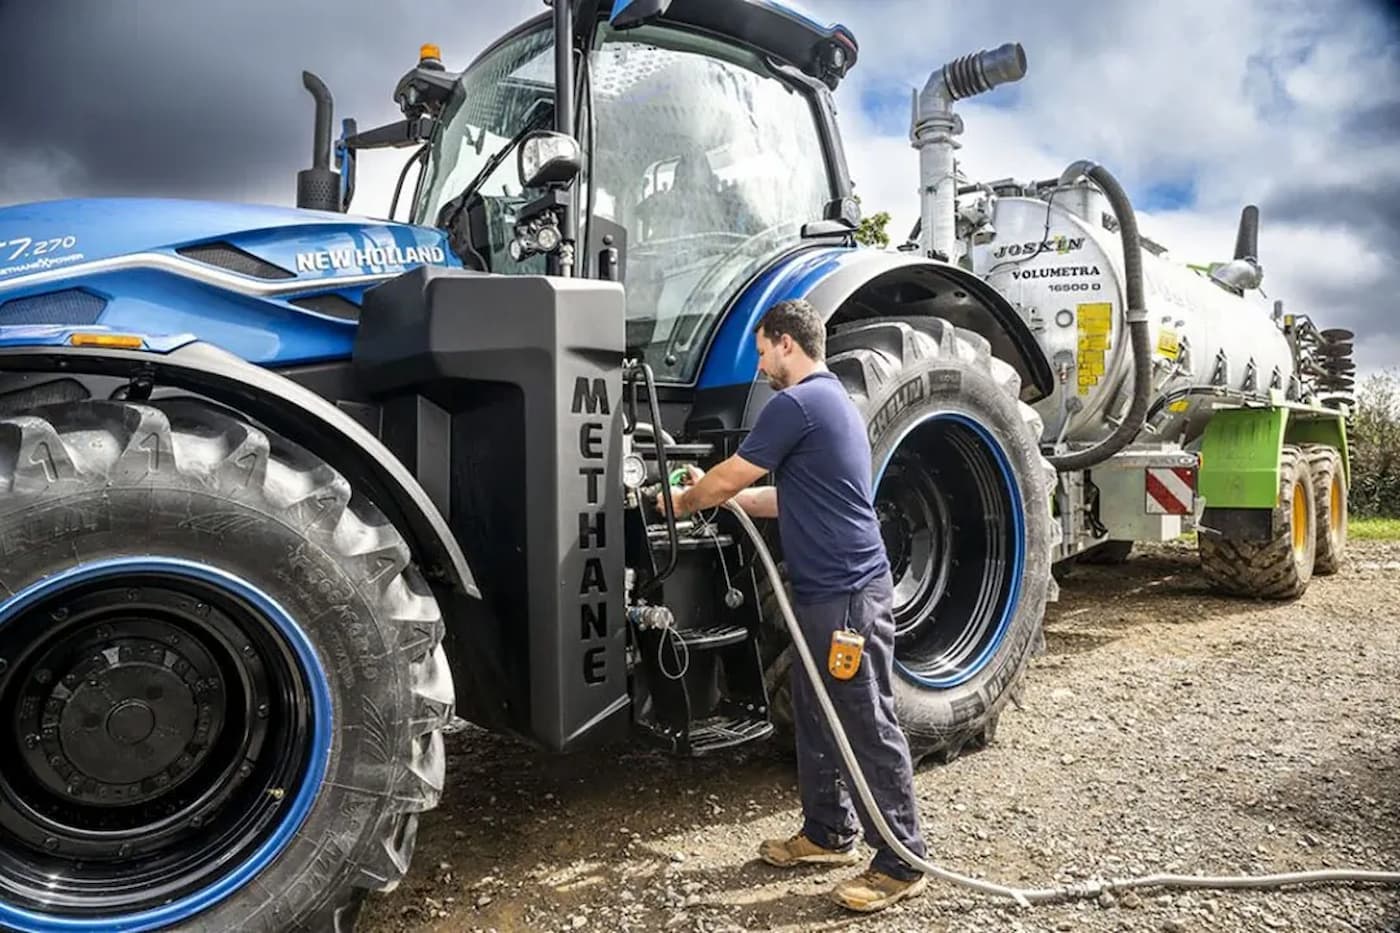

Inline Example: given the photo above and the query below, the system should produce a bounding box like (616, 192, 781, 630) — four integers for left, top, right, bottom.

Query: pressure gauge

(621, 453, 648, 490)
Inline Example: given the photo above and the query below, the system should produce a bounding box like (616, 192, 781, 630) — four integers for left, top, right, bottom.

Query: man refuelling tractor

(0, 0, 1357, 929)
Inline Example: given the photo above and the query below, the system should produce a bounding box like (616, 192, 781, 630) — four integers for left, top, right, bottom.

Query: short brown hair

(756, 299, 825, 359)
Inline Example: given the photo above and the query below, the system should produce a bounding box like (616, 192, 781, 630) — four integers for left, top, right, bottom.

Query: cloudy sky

(2, 0, 1397, 375)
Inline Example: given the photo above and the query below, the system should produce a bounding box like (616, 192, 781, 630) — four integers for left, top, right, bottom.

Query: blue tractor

(0, 1, 1055, 928)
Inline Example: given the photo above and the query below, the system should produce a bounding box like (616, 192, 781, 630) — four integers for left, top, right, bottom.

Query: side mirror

(518, 131, 581, 190)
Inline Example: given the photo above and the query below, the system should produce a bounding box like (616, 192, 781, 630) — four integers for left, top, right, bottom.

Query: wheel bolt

(95, 626, 111, 639)
(257, 703, 269, 719)
(126, 589, 140, 601)
(0, 658, 8, 675)
(49, 756, 63, 767)
(242, 645, 255, 657)
(43, 837, 58, 851)
(35, 669, 52, 685)
(24, 734, 38, 748)
(190, 815, 203, 828)
(51, 608, 69, 622)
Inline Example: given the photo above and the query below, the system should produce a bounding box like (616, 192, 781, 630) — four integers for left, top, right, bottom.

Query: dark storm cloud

(0, 0, 535, 206)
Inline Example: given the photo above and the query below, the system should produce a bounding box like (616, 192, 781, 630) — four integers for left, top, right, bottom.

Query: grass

(1350, 517, 1400, 541)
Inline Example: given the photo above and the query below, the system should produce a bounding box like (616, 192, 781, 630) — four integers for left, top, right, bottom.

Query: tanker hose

(1046, 161, 1151, 473)
(723, 499, 1400, 906)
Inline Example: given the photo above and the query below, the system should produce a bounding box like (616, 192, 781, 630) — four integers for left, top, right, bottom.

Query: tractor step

(689, 715, 774, 755)
(638, 441, 715, 462)
(676, 624, 749, 649)
(639, 713, 774, 756)
(647, 527, 735, 550)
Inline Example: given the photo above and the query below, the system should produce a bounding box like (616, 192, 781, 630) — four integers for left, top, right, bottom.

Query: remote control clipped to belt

(828, 628, 865, 680)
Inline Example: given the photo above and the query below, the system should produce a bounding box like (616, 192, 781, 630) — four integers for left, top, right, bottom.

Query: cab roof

(612, 0, 859, 88)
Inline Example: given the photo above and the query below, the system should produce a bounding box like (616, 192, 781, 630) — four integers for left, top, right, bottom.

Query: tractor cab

(329, 0, 861, 384)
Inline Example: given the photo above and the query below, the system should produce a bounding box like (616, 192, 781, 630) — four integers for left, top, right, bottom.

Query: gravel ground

(360, 540, 1400, 933)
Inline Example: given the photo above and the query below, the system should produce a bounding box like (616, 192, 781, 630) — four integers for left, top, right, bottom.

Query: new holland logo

(294, 244, 446, 273)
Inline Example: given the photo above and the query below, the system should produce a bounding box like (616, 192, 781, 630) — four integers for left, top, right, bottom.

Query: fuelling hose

(722, 501, 1400, 906)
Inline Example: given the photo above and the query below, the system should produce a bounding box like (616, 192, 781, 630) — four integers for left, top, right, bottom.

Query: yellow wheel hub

(1329, 476, 1343, 535)
(1291, 482, 1309, 558)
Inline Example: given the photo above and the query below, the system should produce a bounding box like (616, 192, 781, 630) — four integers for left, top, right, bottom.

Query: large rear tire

(0, 400, 452, 932)
(1303, 443, 1347, 575)
(761, 318, 1055, 765)
(1198, 444, 1316, 599)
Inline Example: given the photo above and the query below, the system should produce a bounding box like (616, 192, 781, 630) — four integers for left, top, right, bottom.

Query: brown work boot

(830, 867, 928, 912)
(758, 832, 862, 868)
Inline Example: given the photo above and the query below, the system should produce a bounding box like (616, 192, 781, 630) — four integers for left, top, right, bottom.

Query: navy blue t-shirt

(736, 371, 889, 603)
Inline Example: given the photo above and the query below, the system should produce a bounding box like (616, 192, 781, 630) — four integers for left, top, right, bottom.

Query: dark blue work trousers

(789, 570, 929, 881)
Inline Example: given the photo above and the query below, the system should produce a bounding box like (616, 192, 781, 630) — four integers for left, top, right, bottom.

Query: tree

(851, 195, 891, 249)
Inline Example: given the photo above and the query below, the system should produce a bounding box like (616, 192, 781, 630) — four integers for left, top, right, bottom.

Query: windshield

(589, 26, 834, 382)
(415, 25, 555, 269)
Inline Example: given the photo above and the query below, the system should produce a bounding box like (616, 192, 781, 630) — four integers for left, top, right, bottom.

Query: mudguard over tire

(761, 317, 1055, 765)
(1199, 444, 1315, 599)
(1302, 443, 1347, 575)
(0, 400, 452, 932)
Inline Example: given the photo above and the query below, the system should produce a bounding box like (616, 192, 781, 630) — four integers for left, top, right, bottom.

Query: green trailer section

(1196, 395, 1349, 509)
(1198, 406, 1288, 509)
(1285, 410, 1350, 482)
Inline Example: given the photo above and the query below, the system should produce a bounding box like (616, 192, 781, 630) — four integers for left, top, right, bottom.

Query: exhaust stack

(911, 43, 1027, 260)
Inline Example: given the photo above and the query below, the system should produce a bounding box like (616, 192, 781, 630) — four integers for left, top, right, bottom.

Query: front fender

(697, 248, 1053, 403)
(0, 338, 477, 599)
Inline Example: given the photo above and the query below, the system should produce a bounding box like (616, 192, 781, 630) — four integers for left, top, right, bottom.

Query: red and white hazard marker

(1145, 466, 1195, 515)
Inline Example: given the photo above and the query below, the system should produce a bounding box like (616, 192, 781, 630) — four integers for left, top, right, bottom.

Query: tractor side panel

(356, 266, 630, 753)
(1197, 407, 1288, 509)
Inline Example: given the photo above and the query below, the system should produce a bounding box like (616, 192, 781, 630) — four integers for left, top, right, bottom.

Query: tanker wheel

(1198, 444, 1316, 599)
(1302, 444, 1347, 575)
(760, 318, 1055, 765)
(0, 400, 452, 933)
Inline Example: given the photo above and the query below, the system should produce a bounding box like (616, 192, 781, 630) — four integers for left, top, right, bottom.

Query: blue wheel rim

(0, 557, 332, 933)
(874, 412, 1026, 689)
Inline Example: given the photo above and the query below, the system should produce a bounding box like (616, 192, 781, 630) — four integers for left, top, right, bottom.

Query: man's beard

(765, 366, 791, 390)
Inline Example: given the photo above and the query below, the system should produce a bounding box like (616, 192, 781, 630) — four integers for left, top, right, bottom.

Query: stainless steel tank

(966, 188, 1296, 446)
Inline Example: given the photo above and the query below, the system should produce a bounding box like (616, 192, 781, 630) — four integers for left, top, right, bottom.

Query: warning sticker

(1157, 327, 1180, 360)
(1076, 302, 1113, 396)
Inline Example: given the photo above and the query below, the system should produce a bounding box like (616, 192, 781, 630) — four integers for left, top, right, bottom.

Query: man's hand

(655, 465, 704, 516)
(653, 456, 766, 517)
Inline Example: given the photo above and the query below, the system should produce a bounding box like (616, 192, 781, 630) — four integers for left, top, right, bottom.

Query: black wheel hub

(19, 615, 228, 809)
(0, 573, 309, 916)
(876, 458, 953, 638)
(874, 416, 1021, 688)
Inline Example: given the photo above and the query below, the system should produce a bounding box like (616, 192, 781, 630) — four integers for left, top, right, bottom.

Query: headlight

(518, 131, 582, 190)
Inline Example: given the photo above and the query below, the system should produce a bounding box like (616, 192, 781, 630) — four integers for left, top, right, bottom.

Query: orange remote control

(828, 629, 865, 680)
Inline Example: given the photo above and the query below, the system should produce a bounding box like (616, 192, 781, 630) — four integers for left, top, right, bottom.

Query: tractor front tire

(0, 400, 452, 932)
(1199, 444, 1316, 599)
(761, 318, 1055, 766)
(1303, 443, 1347, 575)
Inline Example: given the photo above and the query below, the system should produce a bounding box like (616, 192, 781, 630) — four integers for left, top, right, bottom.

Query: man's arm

(732, 486, 778, 518)
(660, 454, 767, 516)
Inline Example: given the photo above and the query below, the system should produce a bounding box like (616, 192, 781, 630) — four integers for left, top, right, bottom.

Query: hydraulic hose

(723, 500, 1400, 906)
(1047, 161, 1152, 472)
